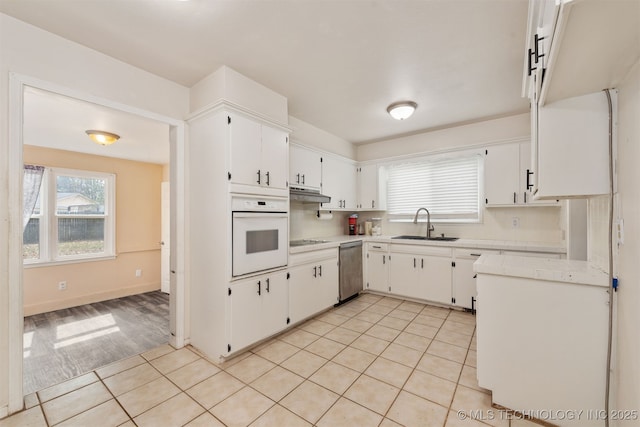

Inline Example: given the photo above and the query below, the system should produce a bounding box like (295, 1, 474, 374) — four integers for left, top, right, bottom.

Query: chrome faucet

(413, 207, 435, 239)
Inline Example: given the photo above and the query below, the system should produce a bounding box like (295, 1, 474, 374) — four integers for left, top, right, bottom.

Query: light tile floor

(1, 294, 541, 427)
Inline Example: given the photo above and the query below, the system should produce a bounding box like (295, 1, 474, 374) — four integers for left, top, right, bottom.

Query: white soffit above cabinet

(1, 1, 530, 144)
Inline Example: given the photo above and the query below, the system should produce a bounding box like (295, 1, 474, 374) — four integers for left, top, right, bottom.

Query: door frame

(7, 72, 187, 413)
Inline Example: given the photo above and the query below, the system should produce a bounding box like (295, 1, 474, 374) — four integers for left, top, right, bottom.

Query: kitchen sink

(392, 235, 459, 242)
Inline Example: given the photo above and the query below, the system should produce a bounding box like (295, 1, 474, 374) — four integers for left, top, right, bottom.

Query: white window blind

(386, 154, 481, 222)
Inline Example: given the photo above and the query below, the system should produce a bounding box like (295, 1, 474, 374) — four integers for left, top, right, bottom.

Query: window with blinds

(386, 153, 482, 222)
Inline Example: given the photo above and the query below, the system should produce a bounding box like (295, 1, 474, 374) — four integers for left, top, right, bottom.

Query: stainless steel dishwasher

(338, 240, 363, 304)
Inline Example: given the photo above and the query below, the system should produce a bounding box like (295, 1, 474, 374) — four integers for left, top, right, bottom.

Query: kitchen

(0, 1, 639, 426)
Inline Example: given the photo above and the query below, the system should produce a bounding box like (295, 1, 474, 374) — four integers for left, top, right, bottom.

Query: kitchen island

(474, 254, 609, 426)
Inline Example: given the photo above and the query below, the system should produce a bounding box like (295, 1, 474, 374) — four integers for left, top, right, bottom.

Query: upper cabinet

(289, 144, 322, 190)
(357, 164, 387, 210)
(523, 0, 639, 105)
(484, 140, 558, 207)
(535, 91, 613, 199)
(229, 113, 289, 192)
(320, 155, 357, 211)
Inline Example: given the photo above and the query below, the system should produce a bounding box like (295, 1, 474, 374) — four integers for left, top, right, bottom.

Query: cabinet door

(422, 255, 452, 305)
(452, 257, 477, 309)
(366, 251, 389, 293)
(261, 271, 289, 337)
(290, 145, 322, 189)
(484, 144, 520, 206)
(316, 259, 339, 311)
(229, 278, 262, 352)
(288, 264, 316, 324)
(321, 156, 357, 210)
(229, 114, 262, 188)
(261, 125, 289, 190)
(358, 164, 377, 210)
(537, 91, 610, 198)
(388, 252, 420, 299)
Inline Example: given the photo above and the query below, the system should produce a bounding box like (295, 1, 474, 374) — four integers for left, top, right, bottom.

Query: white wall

(190, 66, 289, 125)
(355, 113, 565, 244)
(356, 113, 530, 161)
(0, 13, 189, 415)
(289, 116, 355, 159)
(612, 58, 640, 420)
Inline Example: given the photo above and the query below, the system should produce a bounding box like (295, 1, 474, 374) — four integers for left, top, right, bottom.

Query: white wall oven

(231, 195, 288, 277)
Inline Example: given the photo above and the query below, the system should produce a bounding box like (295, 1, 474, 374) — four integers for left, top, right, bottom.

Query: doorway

(8, 74, 186, 413)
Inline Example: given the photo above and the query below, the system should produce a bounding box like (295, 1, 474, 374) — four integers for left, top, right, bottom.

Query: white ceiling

(23, 87, 171, 164)
(3, 0, 531, 158)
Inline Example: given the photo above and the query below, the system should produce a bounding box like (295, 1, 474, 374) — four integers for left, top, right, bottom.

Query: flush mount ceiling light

(85, 130, 120, 146)
(387, 101, 418, 120)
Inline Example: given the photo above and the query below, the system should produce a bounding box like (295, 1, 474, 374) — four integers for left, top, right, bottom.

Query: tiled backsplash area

(289, 203, 350, 240)
(291, 203, 565, 244)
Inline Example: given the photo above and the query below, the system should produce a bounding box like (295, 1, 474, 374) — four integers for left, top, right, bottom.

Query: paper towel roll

(316, 211, 333, 220)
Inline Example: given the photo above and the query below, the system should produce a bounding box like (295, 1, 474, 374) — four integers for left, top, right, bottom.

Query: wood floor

(23, 291, 170, 395)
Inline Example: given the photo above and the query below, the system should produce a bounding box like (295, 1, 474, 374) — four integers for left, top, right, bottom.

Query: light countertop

(473, 254, 609, 287)
(289, 235, 566, 255)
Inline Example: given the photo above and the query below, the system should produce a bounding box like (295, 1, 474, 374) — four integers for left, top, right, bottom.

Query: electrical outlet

(58, 281, 67, 291)
(511, 217, 520, 228)
(135, 269, 142, 277)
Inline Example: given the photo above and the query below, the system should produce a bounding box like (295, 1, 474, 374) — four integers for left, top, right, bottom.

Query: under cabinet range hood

(289, 186, 331, 203)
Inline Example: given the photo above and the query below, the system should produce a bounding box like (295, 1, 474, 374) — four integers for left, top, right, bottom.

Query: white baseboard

(23, 282, 161, 316)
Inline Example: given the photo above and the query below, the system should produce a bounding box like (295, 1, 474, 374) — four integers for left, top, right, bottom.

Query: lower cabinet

(451, 249, 500, 310)
(388, 245, 452, 305)
(228, 270, 288, 353)
(364, 243, 389, 293)
(289, 249, 339, 324)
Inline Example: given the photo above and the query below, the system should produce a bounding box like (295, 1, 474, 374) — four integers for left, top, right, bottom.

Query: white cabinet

(321, 155, 357, 210)
(534, 91, 612, 199)
(289, 249, 339, 324)
(289, 144, 322, 190)
(364, 242, 389, 293)
(451, 248, 500, 310)
(228, 270, 288, 353)
(356, 164, 387, 210)
(476, 261, 608, 426)
(388, 245, 452, 305)
(484, 141, 557, 206)
(229, 113, 289, 191)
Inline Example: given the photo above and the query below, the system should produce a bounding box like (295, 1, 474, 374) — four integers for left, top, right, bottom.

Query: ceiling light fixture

(387, 101, 418, 120)
(85, 130, 120, 146)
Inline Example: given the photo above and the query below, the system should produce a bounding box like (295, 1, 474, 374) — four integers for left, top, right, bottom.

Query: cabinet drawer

(390, 244, 452, 257)
(454, 248, 500, 259)
(289, 248, 338, 266)
(366, 242, 389, 252)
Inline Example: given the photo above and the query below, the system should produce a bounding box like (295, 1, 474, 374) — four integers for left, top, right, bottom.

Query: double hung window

(23, 167, 115, 265)
(386, 152, 482, 223)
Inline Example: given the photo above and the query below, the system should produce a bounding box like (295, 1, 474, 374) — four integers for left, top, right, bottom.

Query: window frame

(23, 167, 116, 267)
(383, 149, 484, 224)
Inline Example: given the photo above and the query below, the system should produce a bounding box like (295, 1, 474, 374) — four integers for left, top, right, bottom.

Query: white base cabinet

(289, 249, 339, 324)
(228, 270, 289, 354)
(451, 248, 499, 310)
(364, 243, 389, 293)
(476, 270, 608, 426)
(388, 245, 452, 305)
